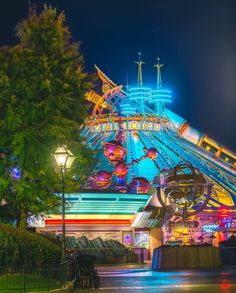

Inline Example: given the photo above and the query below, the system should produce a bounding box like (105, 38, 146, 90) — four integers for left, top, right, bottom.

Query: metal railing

(0, 263, 68, 292)
(220, 247, 236, 267)
(67, 247, 146, 264)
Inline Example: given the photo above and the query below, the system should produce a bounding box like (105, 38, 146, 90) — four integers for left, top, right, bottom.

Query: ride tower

(42, 55, 236, 256)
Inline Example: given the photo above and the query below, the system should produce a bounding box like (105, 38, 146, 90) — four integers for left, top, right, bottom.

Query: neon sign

(219, 208, 232, 228)
(202, 224, 219, 233)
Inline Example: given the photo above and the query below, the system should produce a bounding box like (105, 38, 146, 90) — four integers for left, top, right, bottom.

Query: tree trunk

(19, 210, 27, 230)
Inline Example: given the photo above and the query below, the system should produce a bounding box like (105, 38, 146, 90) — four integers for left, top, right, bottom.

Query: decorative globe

(128, 177, 150, 194)
(147, 148, 158, 160)
(90, 170, 112, 189)
(113, 162, 128, 178)
(163, 161, 208, 212)
(103, 140, 127, 164)
(102, 83, 111, 93)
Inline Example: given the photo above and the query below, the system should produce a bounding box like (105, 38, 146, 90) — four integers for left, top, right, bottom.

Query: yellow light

(131, 122, 137, 129)
(102, 101, 108, 108)
(53, 145, 75, 169)
(206, 146, 211, 151)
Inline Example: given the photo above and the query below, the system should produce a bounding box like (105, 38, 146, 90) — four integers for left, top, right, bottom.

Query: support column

(149, 228, 163, 259)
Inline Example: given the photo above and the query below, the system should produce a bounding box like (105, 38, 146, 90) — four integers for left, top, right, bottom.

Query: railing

(0, 263, 68, 292)
(67, 247, 146, 264)
(220, 247, 236, 267)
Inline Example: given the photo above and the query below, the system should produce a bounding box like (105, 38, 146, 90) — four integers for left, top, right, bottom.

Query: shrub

(0, 223, 61, 269)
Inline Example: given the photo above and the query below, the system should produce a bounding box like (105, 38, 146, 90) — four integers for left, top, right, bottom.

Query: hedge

(0, 223, 61, 269)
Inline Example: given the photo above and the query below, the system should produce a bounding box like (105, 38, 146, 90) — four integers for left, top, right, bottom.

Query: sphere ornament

(102, 83, 111, 93)
(147, 148, 158, 160)
(128, 177, 150, 194)
(113, 161, 128, 178)
(89, 170, 112, 190)
(158, 161, 212, 218)
(103, 140, 127, 164)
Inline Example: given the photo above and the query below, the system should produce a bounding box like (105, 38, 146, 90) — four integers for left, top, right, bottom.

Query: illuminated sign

(202, 224, 219, 233)
(219, 208, 232, 228)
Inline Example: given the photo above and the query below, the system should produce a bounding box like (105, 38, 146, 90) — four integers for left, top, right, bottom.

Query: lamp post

(53, 145, 75, 262)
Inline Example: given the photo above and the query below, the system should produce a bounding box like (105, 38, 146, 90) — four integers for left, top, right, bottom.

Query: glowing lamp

(52, 145, 75, 262)
(0, 199, 7, 206)
(53, 145, 75, 169)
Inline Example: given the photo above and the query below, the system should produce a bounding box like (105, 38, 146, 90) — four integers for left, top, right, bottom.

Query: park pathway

(77, 263, 236, 293)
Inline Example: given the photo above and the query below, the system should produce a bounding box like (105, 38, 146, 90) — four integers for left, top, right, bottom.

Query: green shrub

(0, 224, 61, 269)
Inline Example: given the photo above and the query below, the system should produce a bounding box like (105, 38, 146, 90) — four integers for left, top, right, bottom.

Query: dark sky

(1, 0, 236, 150)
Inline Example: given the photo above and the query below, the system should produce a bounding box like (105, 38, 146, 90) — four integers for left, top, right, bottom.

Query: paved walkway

(70, 263, 236, 293)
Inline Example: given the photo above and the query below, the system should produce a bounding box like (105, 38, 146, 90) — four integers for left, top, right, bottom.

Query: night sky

(1, 0, 236, 150)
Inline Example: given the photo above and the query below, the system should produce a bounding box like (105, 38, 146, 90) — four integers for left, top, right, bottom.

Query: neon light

(131, 122, 137, 129)
(129, 87, 152, 92)
(202, 224, 219, 233)
(55, 193, 152, 215)
(45, 219, 131, 225)
(219, 207, 232, 228)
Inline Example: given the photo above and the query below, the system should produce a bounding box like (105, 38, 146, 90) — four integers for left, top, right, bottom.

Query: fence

(67, 247, 145, 264)
(0, 263, 68, 292)
(220, 247, 236, 266)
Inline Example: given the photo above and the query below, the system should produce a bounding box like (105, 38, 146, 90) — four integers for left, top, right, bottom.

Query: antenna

(124, 73, 129, 92)
(135, 52, 145, 86)
(154, 57, 164, 89)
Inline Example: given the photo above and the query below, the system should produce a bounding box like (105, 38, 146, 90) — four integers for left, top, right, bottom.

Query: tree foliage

(0, 6, 94, 228)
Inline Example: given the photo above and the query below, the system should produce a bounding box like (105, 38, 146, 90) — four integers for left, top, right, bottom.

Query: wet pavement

(71, 263, 236, 293)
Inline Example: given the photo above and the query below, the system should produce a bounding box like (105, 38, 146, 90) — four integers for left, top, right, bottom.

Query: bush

(0, 223, 61, 269)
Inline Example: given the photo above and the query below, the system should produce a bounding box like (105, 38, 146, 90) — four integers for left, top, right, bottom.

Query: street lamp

(53, 145, 75, 262)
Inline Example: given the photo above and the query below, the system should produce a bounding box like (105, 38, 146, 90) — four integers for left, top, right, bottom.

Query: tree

(0, 6, 94, 229)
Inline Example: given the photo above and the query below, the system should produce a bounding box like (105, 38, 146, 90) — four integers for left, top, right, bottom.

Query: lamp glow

(53, 145, 75, 169)
(52, 145, 75, 262)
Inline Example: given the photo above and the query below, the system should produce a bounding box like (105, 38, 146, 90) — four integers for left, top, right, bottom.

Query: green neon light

(55, 192, 152, 215)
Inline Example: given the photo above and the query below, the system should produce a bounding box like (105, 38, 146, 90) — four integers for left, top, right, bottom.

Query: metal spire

(124, 73, 129, 92)
(154, 57, 164, 89)
(135, 52, 145, 86)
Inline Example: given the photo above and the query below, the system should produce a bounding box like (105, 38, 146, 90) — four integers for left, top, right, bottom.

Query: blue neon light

(148, 89, 172, 104)
(128, 87, 151, 101)
(120, 100, 136, 116)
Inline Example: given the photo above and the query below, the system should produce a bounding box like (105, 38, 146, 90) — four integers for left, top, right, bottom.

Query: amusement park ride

(43, 53, 236, 251)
